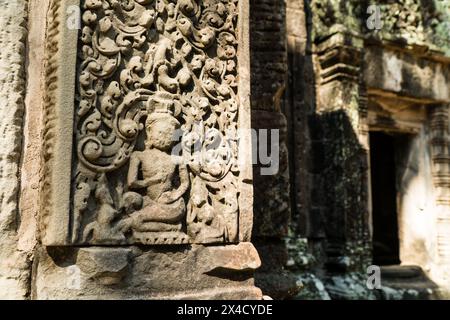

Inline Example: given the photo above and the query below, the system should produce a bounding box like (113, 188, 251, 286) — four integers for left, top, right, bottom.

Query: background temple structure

(0, 0, 449, 300)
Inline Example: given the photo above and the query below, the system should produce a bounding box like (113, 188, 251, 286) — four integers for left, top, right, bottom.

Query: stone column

(285, 0, 314, 240)
(34, 0, 262, 300)
(0, 0, 32, 299)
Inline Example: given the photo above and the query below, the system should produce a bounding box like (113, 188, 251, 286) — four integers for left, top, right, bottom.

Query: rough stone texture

(325, 272, 377, 300)
(429, 105, 450, 290)
(377, 266, 439, 300)
(362, 2, 450, 295)
(249, 0, 289, 223)
(252, 110, 290, 237)
(0, 0, 31, 299)
(286, 0, 315, 238)
(40, 0, 79, 245)
(33, 243, 262, 300)
(366, 0, 450, 56)
(254, 241, 299, 300)
(19, 0, 49, 271)
(283, 5, 375, 296)
(250, 0, 287, 112)
(293, 273, 331, 300)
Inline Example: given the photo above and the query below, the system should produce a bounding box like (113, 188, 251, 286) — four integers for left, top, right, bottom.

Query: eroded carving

(74, 0, 241, 245)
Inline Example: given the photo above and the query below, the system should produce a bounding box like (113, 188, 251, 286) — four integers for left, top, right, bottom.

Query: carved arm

(159, 164, 190, 204)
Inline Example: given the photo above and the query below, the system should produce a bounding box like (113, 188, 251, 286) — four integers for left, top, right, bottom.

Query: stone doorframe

(364, 43, 450, 290)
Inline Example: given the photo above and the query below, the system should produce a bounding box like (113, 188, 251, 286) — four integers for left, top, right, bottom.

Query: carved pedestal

(37, 0, 261, 299)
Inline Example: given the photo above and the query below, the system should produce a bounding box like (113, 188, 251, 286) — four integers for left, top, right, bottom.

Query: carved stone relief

(40, 0, 251, 246)
(373, 0, 450, 54)
(72, 0, 244, 245)
(429, 104, 450, 283)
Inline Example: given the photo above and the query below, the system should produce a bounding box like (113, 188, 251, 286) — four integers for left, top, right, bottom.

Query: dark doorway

(370, 132, 401, 265)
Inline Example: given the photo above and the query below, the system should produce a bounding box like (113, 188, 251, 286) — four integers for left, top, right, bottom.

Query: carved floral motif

(73, 0, 240, 245)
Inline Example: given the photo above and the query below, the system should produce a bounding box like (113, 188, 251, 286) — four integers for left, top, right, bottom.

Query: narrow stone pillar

(35, 0, 261, 299)
(0, 0, 31, 299)
(429, 104, 450, 293)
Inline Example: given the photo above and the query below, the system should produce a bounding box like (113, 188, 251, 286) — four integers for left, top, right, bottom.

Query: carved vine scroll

(69, 0, 244, 245)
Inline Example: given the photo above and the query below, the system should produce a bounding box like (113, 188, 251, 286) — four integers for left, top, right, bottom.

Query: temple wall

(0, 0, 449, 300)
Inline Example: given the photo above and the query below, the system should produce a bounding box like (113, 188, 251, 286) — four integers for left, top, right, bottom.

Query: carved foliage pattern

(74, 0, 240, 245)
(311, 0, 450, 55)
(375, 0, 450, 53)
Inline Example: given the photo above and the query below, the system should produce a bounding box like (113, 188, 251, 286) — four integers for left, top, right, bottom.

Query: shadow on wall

(309, 109, 371, 275)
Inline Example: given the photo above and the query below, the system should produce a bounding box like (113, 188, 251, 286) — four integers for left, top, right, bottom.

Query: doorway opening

(370, 132, 403, 265)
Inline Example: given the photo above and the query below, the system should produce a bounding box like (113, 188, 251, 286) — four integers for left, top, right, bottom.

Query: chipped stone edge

(40, 0, 79, 245)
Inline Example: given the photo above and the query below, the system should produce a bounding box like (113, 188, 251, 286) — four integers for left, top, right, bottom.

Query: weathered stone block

(34, 244, 262, 300)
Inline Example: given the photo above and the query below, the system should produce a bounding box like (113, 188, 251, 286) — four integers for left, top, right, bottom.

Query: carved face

(146, 118, 179, 152)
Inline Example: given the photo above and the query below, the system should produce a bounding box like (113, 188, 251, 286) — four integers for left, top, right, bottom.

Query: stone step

(379, 265, 439, 300)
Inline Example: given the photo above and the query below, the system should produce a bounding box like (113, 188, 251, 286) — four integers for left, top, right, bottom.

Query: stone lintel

(365, 46, 450, 104)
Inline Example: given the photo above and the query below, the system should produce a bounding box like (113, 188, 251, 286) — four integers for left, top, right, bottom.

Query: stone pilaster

(35, 0, 262, 299)
(0, 0, 31, 299)
(429, 104, 450, 291)
(285, 0, 314, 240)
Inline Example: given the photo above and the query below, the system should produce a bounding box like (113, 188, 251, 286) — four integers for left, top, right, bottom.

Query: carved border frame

(40, 0, 253, 246)
(40, 0, 79, 245)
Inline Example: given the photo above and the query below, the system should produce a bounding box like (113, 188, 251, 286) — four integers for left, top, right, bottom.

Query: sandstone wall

(0, 0, 31, 299)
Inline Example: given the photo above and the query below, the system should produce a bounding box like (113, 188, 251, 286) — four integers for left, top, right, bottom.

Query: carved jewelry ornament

(41, 0, 252, 246)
